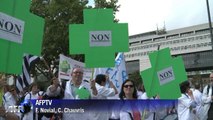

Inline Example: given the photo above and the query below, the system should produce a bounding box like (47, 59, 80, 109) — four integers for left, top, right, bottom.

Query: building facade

(124, 23, 213, 78)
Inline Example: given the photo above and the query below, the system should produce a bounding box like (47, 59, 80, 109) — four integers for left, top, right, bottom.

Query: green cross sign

(0, 0, 44, 74)
(69, 9, 129, 68)
(140, 48, 187, 99)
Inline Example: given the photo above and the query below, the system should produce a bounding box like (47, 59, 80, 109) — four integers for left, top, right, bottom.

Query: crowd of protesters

(0, 69, 213, 120)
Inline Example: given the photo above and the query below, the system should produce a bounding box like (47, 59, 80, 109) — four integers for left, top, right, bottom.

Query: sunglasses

(123, 85, 134, 88)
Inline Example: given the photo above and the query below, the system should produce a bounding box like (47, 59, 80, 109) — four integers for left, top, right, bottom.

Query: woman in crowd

(119, 79, 141, 120)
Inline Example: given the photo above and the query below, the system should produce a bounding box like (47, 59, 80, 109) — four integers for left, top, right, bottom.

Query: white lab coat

(90, 83, 116, 120)
(202, 85, 212, 120)
(2, 92, 11, 110)
(22, 91, 47, 120)
(119, 100, 141, 120)
(62, 80, 94, 120)
(94, 83, 115, 99)
(3, 92, 21, 119)
(192, 88, 205, 120)
(138, 92, 155, 120)
(178, 93, 196, 120)
(120, 109, 133, 120)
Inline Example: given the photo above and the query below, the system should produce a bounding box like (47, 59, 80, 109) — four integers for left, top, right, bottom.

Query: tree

(94, 0, 120, 22)
(30, 0, 120, 66)
(128, 71, 143, 88)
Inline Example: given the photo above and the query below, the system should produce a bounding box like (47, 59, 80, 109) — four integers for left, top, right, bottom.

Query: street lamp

(206, 0, 213, 53)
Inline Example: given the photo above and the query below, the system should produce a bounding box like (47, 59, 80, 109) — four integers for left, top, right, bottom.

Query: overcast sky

(88, 0, 213, 36)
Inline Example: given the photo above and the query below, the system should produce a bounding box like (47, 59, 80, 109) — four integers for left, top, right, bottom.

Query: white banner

(94, 53, 128, 98)
(58, 54, 92, 81)
(58, 53, 128, 98)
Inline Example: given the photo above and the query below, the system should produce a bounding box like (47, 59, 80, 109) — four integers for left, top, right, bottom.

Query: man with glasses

(202, 72, 213, 120)
(62, 67, 97, 120)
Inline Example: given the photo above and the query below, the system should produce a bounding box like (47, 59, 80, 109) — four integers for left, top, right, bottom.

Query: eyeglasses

(123, 85, 134, 88)
(73, 71, 83, 74)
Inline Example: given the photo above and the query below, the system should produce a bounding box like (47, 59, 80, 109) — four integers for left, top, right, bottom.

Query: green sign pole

(0, 0, 44, 74)
(140, 48, 187, 99)
(69, 9, 129, 68)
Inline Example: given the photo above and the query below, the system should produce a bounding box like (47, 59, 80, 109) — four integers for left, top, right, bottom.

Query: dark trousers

(208, 103, 213, 120)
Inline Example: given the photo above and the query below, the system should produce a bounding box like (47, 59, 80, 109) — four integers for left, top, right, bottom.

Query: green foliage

(94, 0, 120, 22)
(30, 0, 120, 65)
(129, 71, 142, 88)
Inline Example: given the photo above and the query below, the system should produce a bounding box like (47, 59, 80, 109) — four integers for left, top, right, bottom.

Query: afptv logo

(0, 12, 25, 44)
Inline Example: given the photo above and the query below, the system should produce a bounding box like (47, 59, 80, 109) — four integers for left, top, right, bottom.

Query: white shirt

(23, 91, 45, 120)
(192, 88, 204, 119)
(46, 85, 61, 97)
(202, 85, 213, 120)
(178, 93, 196, 120)
(94, 83, 115, 99)
(90, 83, 116, 120)
(3, 92, 21, 119)
(2, 91, 11, 110)
(202, 85, 212, 104)
(138, 92, 155, 120)
(62, 80, 94, 120)
(119, 99, 142, 120)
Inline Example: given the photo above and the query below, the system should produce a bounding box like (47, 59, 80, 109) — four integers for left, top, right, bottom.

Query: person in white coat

(94, 74, 118, 99)
(62, 67, 97, 120)
(2, 85, 11, 111)
(23, 82, 46, 120)
(202, 73, 213, 120)
(192, 82, 205, 120)
(178, 81, 196, 120)
(139, 84, 158, 120)
(119, 79, 141, 120)
(91, 74, 118, 120)
(1, 85, 20, 120)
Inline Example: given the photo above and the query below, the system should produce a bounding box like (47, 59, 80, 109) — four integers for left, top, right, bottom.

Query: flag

(16, 54, 40, 92)
(94, 53, 128, 98)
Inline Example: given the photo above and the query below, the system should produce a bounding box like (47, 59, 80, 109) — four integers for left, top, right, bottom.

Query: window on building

(195, 28, 209, 34)
(166, 34, 179, 39)
(180, 31, 194, 37)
